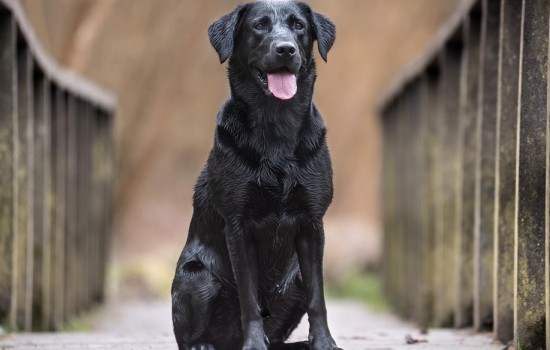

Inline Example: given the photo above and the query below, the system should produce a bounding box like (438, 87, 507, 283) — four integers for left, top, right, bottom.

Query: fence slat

(515, 0, 548, 348)
(456, 7, 482, 328)
(100, 112, 115, 304)
(31, 73, 52, 331)
(435, 33, 463, 328)
(395, 92, 408, 317)
(473, 0, 500, 332)
(51, 88, 67, 329)
(65, 94, 77, 319)
(15, 44, 35, 332)
(0, 11, 16, 328)
(494, 0, 521, 342)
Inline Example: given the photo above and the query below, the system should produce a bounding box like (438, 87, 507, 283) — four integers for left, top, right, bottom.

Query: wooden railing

(0, 0, 115, 331)
(380, 0, 549, 348)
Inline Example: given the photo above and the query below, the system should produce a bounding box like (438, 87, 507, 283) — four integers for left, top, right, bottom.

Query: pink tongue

(267, 72, 297, 100)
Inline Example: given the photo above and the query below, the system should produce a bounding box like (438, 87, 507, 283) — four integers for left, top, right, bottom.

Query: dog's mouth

(253, 66, 297, 100)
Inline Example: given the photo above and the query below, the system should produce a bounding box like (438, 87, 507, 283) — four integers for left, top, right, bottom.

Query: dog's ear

(312, 12, 336, 62)
(297, 3, 336, 62)
(208, 4, 248, 64)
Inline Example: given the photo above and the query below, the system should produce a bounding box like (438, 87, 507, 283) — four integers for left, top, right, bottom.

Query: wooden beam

(514, 0, 548, 348)
(0, 10, 16, 329)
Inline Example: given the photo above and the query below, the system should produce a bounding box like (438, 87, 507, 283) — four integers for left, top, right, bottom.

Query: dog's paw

(309, 335, 342, 350)
(242, 333, 269, 350)
(188, 344, 216, 350)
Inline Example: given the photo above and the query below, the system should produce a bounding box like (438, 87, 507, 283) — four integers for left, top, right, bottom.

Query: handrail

(0, 0, 116, 112)
(377, 0, 476, 112)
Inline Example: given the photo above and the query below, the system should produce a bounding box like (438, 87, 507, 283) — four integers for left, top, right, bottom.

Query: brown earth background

(20, 0, 459, 298)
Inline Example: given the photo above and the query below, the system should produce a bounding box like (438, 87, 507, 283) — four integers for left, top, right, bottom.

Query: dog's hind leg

(172, 260, 221, 350)
(265, 277, 310, 350)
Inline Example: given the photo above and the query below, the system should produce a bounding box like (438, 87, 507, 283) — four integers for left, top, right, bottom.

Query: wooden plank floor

(0, 301, 502, 349)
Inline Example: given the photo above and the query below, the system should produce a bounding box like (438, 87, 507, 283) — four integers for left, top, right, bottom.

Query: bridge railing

(380, 0, 549, 348)
(0, 0, 115, 331)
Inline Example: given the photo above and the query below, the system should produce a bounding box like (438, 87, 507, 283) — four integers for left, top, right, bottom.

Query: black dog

(171, 2, 339, 349)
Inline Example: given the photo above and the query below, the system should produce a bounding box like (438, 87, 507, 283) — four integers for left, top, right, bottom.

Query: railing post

(455, 7, 482, 328)
(515, 0, 548, 348)
(407, 78, 423, 325)
(65, 94, 77, 320)
(424, 62, 443, 327)
(31, 71, 52, 330)
(0, 10, 16, 329)
(494, 0, 521, 343)
(401, 88, 410, 319)
(382, 100, 399, 315)
(50, 87, 67, 330)
(89, 108, 100, 304)
(435, 30, 464, 328)
(15, 43, 35, 332)
(473, 0, 500, 332)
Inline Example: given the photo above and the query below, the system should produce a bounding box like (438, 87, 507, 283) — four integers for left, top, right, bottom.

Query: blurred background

(20, 0, 459, 303)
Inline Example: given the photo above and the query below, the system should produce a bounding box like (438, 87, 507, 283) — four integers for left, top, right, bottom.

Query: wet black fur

(171, 2, 340, 350)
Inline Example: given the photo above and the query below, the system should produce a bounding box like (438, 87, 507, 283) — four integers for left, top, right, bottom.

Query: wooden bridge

(0, 0, 547, 349)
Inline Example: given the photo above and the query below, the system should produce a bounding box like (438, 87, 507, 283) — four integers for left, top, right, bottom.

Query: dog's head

(208, 1, 336, 100)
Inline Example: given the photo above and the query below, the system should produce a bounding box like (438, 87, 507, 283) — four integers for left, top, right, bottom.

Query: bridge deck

(0, 301, 501, 350)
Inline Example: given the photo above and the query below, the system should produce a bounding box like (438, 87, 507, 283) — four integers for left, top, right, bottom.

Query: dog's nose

(275, 42, 296, 56)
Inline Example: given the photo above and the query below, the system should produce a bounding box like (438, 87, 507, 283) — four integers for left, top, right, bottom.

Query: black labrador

(171, 2, 340, 349)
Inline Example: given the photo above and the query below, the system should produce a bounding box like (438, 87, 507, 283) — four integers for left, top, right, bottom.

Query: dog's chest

(247, 156, 306, 217)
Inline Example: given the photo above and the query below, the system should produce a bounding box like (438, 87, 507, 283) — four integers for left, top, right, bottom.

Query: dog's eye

(294, 22, 304, 30)
(254, 22, 265, 30)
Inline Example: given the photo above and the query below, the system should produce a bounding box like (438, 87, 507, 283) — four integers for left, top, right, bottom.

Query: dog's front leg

(225, 220, 268, 350)
(296, 220, 342, 350)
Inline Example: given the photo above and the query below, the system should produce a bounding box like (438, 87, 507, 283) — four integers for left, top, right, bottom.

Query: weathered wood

(455, 8, 481, 328)
(51, 88, 67, 329)
(473, 0, 500, 332)
(379, 0, 479, 110)
(395, 92, 408, 317)
(15, 44, 35, 332)
(104, 112, 115, 303)
(0, 0, 115, 331)
(381, 102, 392, 308)
(493, 0, 521, 343)
(31, 73, 52, 331)
(76, 101, 86, 312)
(425, 61, 443, 327)
(514, 0, 548, 348)
(399, 84, 412, 319)
(64, 95, 77, 319)
(382, 101, 399, 312)
(89, 109, 101, 304)
(0, 11, 16, 329)
(380, 0, 550, 346)
(0, 0, 115, 110)
(81, 104, 92, 310)
(406, 78, 423, 325)
(435, 32, 463, 328)
(432, 52, 447, 323)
